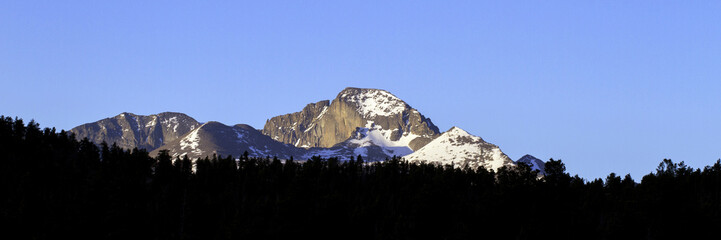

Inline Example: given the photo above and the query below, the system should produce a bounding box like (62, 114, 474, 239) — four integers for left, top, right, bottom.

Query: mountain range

(71, 87, 542, 172)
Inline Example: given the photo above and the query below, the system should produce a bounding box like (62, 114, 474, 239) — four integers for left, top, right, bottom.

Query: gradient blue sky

(2, 1, 720, 180)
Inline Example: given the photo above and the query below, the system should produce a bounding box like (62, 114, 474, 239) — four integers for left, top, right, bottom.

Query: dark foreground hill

(3, 116, 721, 239)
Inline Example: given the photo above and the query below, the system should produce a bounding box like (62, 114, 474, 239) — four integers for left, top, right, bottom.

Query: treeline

(2, 116, 721, 239)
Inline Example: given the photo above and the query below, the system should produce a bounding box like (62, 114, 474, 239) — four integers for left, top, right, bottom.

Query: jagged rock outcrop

(70, 112, 200, 151)
(404, 127, 515, 171)
(262, 100, 331, 147)
(263, 87, 441, 152)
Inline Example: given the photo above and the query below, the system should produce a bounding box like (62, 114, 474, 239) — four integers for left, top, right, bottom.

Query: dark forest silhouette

(2, 116, 720, 239)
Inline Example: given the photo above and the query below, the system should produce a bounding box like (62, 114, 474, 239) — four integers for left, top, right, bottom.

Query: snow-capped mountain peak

(405, 127, 514, 171)
(337, 87, 409, 118)
(444, 126, 484, 141)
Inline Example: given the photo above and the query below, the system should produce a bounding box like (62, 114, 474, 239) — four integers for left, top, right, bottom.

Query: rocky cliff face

(262, 100, 331, 148)
(263, 87, 441, 152)
(70, 112, 200, 151)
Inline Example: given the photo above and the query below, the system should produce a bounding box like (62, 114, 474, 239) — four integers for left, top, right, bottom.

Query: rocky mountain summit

(70, 112, 200, 151)
(263, 87, 440, 151)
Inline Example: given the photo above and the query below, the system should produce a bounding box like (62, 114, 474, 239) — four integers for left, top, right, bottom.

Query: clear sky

(2, 1, 720, 181)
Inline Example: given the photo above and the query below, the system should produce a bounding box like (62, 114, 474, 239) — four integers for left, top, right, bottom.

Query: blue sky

(2, 1, 720, 180)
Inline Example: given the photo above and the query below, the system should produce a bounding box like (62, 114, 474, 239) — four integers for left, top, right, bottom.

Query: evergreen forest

(2, 116, 721, 239)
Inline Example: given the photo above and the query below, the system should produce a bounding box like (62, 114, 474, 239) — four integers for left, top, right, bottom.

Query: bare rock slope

(70, 112, 200, 151)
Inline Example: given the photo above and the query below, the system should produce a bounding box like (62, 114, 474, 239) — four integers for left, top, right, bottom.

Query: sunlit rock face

(262, 87, 441, 154)
(71, 112, 200, 151)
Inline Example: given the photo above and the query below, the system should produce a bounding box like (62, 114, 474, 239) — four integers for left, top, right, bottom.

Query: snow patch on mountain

(347, 121, 417, 157)
(249, 146, 271, 156)
(145, 116, 158, 128)
(341, 89, 407, 118)
(161, 116, 181, 133)
(488, 148, 508, 171)
(316, 106, 329, 120)
(300, 106, 329, 136)
(180, 127, 202, 155)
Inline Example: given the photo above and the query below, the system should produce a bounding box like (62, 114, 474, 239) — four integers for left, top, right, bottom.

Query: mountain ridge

(72, 88, 516, 170)
(70, 112, 200, 151)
